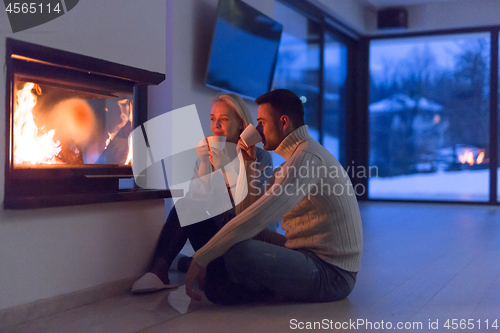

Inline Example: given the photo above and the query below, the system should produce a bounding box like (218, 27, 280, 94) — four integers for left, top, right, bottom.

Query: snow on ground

(369, 169, 500, 201)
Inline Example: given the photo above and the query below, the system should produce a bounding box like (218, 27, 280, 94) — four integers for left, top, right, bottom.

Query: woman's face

(210, 101, 243, 144)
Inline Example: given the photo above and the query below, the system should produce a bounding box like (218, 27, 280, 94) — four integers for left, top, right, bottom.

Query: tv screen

(206, 0, 283, 100)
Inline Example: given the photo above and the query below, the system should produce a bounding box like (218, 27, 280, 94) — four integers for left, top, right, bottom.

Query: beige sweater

(193, 125, 363, 272)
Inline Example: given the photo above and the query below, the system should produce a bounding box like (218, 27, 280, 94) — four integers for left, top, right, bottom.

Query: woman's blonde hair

(212, 93, 253, 132)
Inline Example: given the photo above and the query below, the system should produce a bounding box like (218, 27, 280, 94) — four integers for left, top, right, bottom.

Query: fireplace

(4, 38, 179, 209)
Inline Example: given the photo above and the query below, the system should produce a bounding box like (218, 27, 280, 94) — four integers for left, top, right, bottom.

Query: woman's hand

(209, 147, 230, 170)
(238, 139, 256, 161)
(185, 259, 206, 301)
(195, 139, 210, 160)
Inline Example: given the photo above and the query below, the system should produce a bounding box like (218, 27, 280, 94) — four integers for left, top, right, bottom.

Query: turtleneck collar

(274, 125, 311, 160)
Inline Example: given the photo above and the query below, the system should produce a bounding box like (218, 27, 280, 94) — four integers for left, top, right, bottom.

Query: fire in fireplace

(13, 79, 133, 167)
(4, 38, 175, 209)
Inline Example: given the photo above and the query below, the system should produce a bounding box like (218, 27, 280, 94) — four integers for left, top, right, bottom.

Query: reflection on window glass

(272, 1, 320, 168)
(369, 33, 491, 201)
(323, 32, 347, 163)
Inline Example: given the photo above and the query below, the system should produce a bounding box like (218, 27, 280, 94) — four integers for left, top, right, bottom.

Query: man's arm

(235, 150, 273, 215)
(192, 151, 321, 268)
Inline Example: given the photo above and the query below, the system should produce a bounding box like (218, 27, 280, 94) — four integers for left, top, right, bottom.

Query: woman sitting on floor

(132, 93, 275, 293)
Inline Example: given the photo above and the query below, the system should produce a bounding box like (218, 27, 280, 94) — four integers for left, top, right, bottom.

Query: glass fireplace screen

(13, 74, 133, 168)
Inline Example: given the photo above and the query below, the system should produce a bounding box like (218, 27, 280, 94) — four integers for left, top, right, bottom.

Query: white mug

(240, 124, 262, 147)
(206, 135, 226, 151)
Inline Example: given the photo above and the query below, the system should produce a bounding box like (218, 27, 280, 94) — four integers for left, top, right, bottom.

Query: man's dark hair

(255, 89, 305, 128)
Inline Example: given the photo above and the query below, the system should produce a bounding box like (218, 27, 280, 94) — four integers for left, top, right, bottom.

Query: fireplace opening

(4, 38, 179, 209)
(13, 77, 133, 168)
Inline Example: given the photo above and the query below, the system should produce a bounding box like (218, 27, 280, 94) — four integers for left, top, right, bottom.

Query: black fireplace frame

(4, 38, 182, 209)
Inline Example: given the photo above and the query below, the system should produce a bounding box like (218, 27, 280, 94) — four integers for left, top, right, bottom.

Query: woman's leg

(149, 205, 189, 284)
(150, 203, 233, 281)
(186, 208, 235, 251)
(176, 208, 236, 272)
(148, 192, 237, 281)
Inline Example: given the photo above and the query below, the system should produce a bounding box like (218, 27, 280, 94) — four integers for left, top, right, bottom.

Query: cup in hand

(206, 136, 226, 151)
(240, 124, 262, 147)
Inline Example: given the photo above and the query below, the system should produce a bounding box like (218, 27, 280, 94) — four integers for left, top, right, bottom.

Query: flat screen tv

(206, 0, 283, 100)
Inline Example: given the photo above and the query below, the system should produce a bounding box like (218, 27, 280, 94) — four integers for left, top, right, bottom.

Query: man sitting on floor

(185, 89, 363, 304)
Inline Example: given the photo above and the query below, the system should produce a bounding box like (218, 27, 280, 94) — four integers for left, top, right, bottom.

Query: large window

(322, 32, 348, 161)
(272, 1, 352, 168)
(368, 33, 491, 201)
(273, 1, 321, 144)
(271, 4, 499, 204)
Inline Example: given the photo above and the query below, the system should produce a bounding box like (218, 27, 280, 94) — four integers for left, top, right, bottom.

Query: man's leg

(204, 239, 355, 304)
(203, 256, 272, 305)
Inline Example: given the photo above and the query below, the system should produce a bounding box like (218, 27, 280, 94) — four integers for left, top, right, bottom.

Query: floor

(4, 202, 500, 333)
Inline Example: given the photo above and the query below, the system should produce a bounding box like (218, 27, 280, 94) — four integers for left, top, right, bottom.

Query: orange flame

(458, 149, 484, 166)
(105, 132, 113, 147)
(124, 99, 133, 165)
(13, 83, 62, 165)
(103, 99, 133, 165)
(476, 151, 484, 164)
(125, 135, 133, 166)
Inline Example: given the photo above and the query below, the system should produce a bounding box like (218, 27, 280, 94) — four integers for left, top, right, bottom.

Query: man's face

(256, 103, 286, 151)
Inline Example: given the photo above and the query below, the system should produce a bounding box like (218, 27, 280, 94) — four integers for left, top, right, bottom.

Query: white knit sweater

(193, 125, 363, 272)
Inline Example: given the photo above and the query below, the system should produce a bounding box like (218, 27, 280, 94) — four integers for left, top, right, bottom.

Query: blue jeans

(204, 239, 357, 305)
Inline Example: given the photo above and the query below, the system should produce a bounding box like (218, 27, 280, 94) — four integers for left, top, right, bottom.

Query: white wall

(316, 0, 367, 34)
(402, 0, 500, 33)
(317, 0, 500, 36)
(0, 0, 166, 310)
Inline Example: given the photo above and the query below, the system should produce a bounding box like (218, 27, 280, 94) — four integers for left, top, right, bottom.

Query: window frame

(279, 2, 500, 205)
(364, 26, 500, 205)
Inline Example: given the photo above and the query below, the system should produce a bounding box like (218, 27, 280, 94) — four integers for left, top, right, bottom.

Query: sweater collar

(274, 125, 311, 160)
